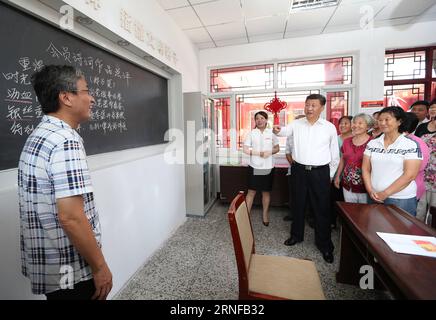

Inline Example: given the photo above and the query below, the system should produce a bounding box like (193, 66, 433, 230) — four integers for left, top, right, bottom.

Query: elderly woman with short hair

(334, 113, 373, 203)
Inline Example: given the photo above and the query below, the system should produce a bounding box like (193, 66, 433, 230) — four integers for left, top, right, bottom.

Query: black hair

(403, 112, 419, 134)
(254, 111, 268, 129)
(305, 94, 326, 106)
(430, 98, 436, 106)
(254, 111, 268, 120)
(378, 106, 407, 133)
(338, 115, 353, 124)
(31, 65, 83, 114)
(410, 100, 430, 110)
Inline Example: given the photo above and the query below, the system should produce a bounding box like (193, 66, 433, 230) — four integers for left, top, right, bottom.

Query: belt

(293, 162, 328, 171)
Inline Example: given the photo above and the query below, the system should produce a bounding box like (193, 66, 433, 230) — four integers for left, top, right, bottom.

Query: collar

(373, 133, 404, 148)
(43, 115, 73, 130)
(253, 127, 270, 134)
(302, 117, 325, 126)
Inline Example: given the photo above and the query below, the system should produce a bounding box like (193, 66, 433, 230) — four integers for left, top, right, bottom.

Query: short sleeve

(50, 138, 93, 199)
(244, 132, 252, 147)
(285, 136, 292, 154)
(404, 142, 423, 160)
(272, 133, 279, 146)
(363, 142, 373, 157)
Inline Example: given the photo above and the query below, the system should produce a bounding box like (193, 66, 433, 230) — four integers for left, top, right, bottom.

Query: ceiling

(157, 0, 436, 49)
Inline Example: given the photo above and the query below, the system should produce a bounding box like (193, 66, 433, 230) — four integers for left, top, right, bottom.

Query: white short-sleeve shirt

(244, 128, 279, 169)
(364, 134, 422, 199)
(278, 118, 340, 179)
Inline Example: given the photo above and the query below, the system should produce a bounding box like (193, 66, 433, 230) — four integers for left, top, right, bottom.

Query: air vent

(290, 0, 339, 11)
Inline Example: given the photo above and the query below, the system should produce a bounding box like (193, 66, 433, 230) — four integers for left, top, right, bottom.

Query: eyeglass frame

(70, 89, 90, 93)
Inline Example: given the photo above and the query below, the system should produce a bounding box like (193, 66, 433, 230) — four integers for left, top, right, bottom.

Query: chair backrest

(227, 192, 255, 295)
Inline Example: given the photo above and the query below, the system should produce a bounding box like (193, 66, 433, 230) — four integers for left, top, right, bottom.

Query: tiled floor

(114, 201, 390, 300)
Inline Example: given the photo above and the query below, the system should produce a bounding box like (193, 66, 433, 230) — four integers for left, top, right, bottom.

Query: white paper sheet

(376, 232, 436, 258)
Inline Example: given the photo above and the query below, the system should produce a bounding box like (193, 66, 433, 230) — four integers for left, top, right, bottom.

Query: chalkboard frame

(0, 2, 170, 171)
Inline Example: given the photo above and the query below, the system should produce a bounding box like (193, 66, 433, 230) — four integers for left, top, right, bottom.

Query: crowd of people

(243, 94, 436, 264)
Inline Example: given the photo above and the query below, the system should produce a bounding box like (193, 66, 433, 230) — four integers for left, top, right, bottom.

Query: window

(210, 64, 274, 93)
(278, 57, 352, 88)
(384, 46, 436, 110)
(209, 55, 354, 154)
(384, 84, 425, 109)
(236, 90, 319, 148)
(385, 50, 426, 80)
(326, 91, 349, 130)
(214, 97, 231, 148)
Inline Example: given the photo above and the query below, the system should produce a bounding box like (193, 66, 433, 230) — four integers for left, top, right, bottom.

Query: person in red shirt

(334, 113, 373, 203)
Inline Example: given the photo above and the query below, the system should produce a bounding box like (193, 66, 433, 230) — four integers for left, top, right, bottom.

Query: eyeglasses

(71, 89, 90, 94)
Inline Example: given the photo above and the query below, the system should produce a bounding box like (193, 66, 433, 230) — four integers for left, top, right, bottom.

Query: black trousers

(287, 174, 292, 212)
(290, 163, 334, 253)
(45, 278, 95, 300)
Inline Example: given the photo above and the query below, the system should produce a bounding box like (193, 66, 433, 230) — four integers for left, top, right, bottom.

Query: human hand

(273, 125, 281, 134)
(334, 176, 340, 189)
(92, 262, 113, 300)
(370, 191, 384, 203)
(262, 151, 271, 158)
(374, 191, 388, 201)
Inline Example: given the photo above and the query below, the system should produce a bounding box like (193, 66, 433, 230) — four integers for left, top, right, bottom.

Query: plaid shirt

(18, 115, 101, 295)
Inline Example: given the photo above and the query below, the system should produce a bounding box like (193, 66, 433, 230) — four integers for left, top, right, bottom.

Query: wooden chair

(227, 192, 325, 300)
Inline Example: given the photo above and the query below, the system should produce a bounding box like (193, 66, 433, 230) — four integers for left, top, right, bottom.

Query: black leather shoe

(322, 251, 334, 264)
(284, 238, 302, 246)
(262, 221, 269, 227)
(283, 215, 293, 221)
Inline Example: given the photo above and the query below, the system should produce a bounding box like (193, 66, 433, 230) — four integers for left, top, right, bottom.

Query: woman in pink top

(334, 113, 374, 203)
(403, 112, 430, 200)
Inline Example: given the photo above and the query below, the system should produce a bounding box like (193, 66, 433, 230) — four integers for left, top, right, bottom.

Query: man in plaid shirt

(18, 65, 112, 300)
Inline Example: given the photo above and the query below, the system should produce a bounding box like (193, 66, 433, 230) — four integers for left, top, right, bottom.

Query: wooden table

(335, 202, 436, 300)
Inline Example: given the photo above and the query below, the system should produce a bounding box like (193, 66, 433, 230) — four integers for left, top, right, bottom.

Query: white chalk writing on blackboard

(46, 42, 132, 87)
(18, 57, 31, 71)
(3, 41, 132, 136)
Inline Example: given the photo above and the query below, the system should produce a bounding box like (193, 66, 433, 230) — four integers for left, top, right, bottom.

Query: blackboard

(0, 3, 169, 171)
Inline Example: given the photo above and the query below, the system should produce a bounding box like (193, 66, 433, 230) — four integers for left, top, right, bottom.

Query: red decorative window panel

(384, 51, 426, 80)
(210, 64, 273, 93)
(433, 50, 436, 78)
(384, 84, 425, 111)
(236, 90, 319, 148)
(214, 97, 231, 148)
(277, 56, 352, 88)
(326, 91, 349, 132)
(384, 46, 436, 107)
(432, 82, 436, 101)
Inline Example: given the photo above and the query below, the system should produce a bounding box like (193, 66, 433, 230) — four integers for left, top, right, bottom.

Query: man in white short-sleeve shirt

(274, 94, 339, 264)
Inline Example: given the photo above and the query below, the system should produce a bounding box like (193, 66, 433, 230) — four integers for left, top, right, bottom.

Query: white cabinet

(184, 92, 216, 216)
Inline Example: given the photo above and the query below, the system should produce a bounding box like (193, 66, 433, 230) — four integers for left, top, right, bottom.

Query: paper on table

(377, 232, 436, 258)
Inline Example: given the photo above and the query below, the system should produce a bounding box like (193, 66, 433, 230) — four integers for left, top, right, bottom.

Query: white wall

(0, 0, 197, 299)
(0, 147, 186, 300)
(62, 0, 200, 92)
(199, 20, 436, 114)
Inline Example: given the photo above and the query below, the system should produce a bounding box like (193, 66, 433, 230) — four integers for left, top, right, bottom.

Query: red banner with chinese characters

(361, 100, 384, 108)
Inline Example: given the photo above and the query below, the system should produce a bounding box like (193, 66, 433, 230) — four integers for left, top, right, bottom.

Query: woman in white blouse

(243, 111, 280, 226)
(362, 106, 422, 216)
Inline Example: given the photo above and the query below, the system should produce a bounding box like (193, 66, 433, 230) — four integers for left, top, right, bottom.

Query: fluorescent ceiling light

(290, 0, 339, 12)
